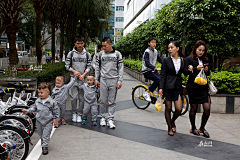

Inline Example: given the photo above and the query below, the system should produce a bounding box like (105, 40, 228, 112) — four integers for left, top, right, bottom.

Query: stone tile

(234, 97, 240, 113)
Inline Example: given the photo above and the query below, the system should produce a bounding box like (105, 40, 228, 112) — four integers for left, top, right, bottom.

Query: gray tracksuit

(91, 52, 99, 69)
(79, 83, 98, 121)
(27, 97, 59, 147)
(65, 47, 92, 116)
(95, 48, 123, 120)
(51, 78, 76, 120)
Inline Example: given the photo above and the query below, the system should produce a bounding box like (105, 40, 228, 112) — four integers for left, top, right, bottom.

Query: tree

(31, 0, 47, 65)
(46, 0, 59, 64)
(0, 0, 23, 76)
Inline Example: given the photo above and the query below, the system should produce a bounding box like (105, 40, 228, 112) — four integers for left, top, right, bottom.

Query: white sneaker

(143, 92, 151, 102)
(72, 113, 77, 122)
(100, 118, 106, 126)
(77, 115, 82, 123)
(107, 120, 115, 129)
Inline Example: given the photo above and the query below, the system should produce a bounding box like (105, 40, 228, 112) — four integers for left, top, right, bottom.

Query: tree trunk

(51, 22, 55, 65)
(60, 26, 64, 63)
(36, 10, 42, 65)
(7, 31, 18, 77)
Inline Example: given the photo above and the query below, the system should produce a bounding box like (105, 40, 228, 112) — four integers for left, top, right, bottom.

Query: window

(116, 17, 124, 22)
(116, 6, 124, 11)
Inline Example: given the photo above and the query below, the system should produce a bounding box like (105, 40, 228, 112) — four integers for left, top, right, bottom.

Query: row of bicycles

(0, 82, 37, 160)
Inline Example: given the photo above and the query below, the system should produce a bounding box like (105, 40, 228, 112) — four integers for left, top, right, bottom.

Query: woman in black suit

(159, 41, 187, 136)
(185, 40, 210, 138)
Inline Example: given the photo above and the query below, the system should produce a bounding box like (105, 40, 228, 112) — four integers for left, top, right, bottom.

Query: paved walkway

(28, 72, 240, 160)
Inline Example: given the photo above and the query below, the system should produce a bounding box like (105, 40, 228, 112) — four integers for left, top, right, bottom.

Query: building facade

(124, 0, 171, 36)
(102, 0, 124, 44)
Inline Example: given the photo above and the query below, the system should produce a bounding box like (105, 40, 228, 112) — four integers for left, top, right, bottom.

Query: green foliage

(115, 0, 240, 68)
(0, 63, 67, 85)
(211, 71, 240, 94)
(123, 58, 161, 73)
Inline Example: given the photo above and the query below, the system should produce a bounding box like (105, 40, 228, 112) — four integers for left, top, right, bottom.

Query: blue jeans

(143, 70, 160, 93)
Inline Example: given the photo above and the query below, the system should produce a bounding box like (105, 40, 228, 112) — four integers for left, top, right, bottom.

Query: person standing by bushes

(159, 41, 186, 136)
(185, 40, 211, 138)
(141, 37, 163, 102)
(65, 36, 92, 123)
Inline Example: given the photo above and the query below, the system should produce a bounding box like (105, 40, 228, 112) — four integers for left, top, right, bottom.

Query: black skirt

(163, 88, 182, 101)
(188, 85, 209, 104)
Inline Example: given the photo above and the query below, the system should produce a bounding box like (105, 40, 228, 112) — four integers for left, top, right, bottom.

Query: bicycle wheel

(10, 112, 35, 137)
(181, 95, 189, 115)
(0, 125, 29, 160)
(0, 115, 31, 135)
(6, 108, 36, 137)
(171, 95, 189, 116)
(132, 85, 150, 110)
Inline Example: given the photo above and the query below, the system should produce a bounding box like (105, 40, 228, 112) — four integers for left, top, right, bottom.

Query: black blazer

(159, 57, 185, 90)
(184, 56, 210, 89)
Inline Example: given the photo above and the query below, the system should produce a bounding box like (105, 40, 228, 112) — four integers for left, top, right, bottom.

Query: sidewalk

(33, 72, 240, 160)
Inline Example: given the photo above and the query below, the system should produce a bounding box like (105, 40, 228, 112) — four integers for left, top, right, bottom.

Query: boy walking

(79, 74, 99, 126)
(95, 37, 123, 129)
(142, 37, 163, 102)
(51, 76, 76, 125)
(65, 36, 92, 123)
(22, 82, 59, 155)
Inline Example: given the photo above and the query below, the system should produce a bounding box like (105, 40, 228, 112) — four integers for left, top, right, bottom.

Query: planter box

(124, 66, 240, 114)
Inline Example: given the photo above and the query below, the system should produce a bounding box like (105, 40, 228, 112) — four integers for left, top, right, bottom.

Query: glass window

(116, 17, 124, 22)
(116, 6, 124, 11)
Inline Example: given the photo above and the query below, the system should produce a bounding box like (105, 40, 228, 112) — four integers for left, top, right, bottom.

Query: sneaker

(143, 92, 151, 102)
(42, 147, 48, 155)
(77, 115, 82, 123)
(100, 118, 106, 126)
(107, 120, 115, 129)
(72, 113, 77, 122)
(82, 119, 87, 125)
(92, 121, 97, 126)
(61, 119, 66, 125)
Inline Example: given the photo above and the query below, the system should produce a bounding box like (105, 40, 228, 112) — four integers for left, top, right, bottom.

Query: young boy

(51, 76, 76, 125)
(65, 36, 92, 123)
(92, 43, 103, 70)
(141, 37, 163, 102)
(79, 74, 99, 126)
(22, 82, 59, 155)
(95, 37, 123, 129)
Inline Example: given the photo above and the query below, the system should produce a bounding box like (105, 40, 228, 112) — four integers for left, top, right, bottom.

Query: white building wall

(114, 0, 125, 43)
(124, 0, 172, 36)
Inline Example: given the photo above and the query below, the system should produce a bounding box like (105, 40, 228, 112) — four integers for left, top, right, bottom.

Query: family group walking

(142, 37, 211, 137)
(23, 36, 123, 155)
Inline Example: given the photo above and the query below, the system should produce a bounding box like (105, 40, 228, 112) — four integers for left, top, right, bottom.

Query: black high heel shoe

(198, 128, 210, 138)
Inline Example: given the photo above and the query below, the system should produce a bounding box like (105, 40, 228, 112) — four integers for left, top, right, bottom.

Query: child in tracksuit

(95, 37, 123, 129)
(65, 36, 92, 123)
(51, 76, 76, 125)
(22, 82, 59, 155)
(79, 74, 99, 126)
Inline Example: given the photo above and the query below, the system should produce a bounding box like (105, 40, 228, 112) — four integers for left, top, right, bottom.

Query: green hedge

(0, 63, 67, 85)
(124, 58, 240, 94)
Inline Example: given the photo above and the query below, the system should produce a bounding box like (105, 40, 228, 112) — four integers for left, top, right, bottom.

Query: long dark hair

(190, 40, 208, 62)
(169, 41, 184, 57)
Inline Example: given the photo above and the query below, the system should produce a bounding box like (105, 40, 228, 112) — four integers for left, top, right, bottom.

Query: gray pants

(100, 78, 118, 120)
(82, 101, 98, 121)
(59, 103, 66, 120)
(69, 77, 85, 116)
(36, 120, 53, 147)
